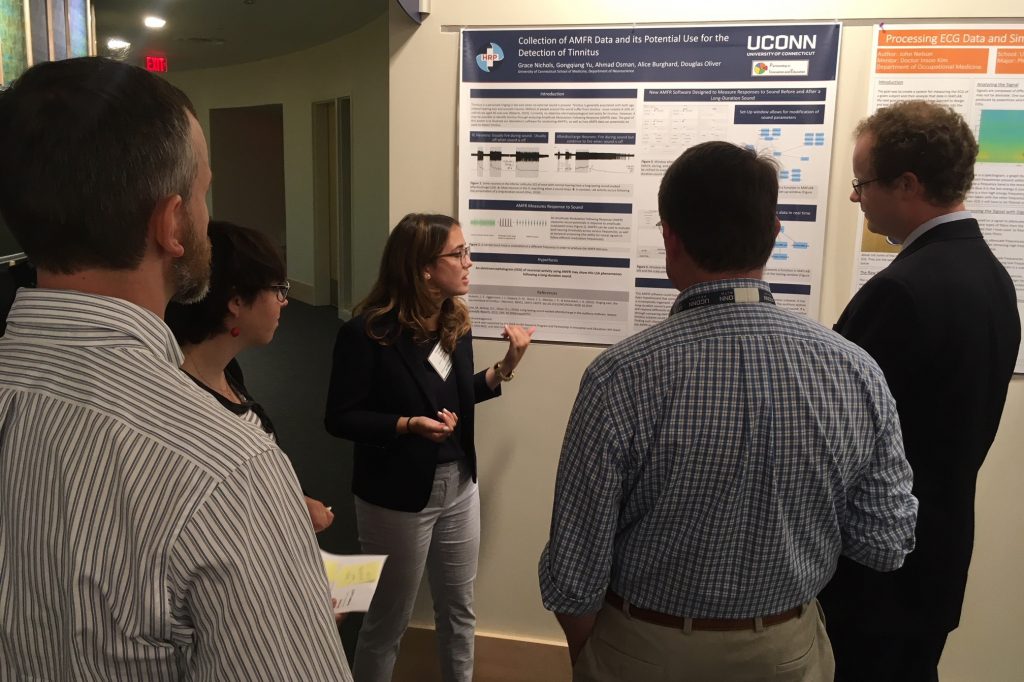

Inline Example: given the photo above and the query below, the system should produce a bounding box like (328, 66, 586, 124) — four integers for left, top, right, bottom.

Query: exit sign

(145, 56, 168, 72)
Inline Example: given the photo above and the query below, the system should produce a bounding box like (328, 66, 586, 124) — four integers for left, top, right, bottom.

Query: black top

(184, 358, 278, 440)
(414, 336, 465, 463)
(324, 311, 501, 513)
(184, 360, 315, 500)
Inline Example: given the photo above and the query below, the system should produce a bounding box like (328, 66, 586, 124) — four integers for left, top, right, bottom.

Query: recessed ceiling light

(107, 37, 131, 50)
(144, 16, 166, 29)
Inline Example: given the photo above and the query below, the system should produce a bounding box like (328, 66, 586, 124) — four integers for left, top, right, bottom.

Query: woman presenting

(325, 213, 533, 682)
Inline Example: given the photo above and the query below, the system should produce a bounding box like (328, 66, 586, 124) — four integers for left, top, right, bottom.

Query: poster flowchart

(459, 24, 841, 344)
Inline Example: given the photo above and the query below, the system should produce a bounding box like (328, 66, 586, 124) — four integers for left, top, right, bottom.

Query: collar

(670, 278, 773, 316)
(4, 288, 183, 366)
(900, 210, 973, 251)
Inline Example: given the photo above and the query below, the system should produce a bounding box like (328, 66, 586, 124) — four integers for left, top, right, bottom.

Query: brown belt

(605, 591, 802, 632)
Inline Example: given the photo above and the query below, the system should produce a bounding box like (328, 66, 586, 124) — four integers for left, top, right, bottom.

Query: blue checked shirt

(539, 279, 917, 619)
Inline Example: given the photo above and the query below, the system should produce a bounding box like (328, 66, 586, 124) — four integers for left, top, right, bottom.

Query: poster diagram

(852, 24, 1024, 372)
(459, 24, 841, 344)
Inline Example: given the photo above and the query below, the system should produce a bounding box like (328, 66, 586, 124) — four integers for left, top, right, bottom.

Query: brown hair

(856, 100, 977, 206)
(658, 141, 779, 272)
(356, 213, 470, 353)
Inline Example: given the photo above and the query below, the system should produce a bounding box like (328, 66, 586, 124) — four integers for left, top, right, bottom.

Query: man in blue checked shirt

(539, 141, 918, 682)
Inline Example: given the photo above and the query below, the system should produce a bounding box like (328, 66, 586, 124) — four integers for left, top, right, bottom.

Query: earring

(425, 273, 431, 280)
(230, 327, 241, 337)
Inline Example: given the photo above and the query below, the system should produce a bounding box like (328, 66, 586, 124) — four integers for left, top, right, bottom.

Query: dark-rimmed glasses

(269, 281, 291, 302)
(437, 245, 472, 265)
(851, 178, 882, 197)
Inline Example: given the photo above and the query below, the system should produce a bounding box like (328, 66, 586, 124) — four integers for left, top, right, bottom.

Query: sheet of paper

(321, 551, 387, 613)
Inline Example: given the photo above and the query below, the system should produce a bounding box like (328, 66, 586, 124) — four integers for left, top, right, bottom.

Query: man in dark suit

(819, 100, 1021, 682)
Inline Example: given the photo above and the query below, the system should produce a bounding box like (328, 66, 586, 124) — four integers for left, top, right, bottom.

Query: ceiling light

(144, 16, 166, 29)
(107, 38, 131, 50)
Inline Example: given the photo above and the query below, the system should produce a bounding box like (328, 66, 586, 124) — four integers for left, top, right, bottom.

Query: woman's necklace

(183, 357, 241, 404)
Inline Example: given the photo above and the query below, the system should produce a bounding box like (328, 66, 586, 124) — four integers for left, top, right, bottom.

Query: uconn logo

(747, 34, 817, 51)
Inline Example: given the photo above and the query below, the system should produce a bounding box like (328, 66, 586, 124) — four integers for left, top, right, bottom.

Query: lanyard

(674, 286, 775, 313)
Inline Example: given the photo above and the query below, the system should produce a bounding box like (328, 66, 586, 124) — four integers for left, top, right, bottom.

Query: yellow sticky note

(324, 560, 384, 587)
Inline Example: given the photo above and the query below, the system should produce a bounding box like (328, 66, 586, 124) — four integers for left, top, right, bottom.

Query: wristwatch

(493, 361, 515, 381)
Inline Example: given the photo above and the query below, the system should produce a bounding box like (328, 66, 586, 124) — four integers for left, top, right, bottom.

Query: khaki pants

(573, 600, 834, 682)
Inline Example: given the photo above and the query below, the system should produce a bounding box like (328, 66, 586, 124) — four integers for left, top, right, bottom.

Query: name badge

(733, 287, 761, 303)
(428, 342, 453, 381)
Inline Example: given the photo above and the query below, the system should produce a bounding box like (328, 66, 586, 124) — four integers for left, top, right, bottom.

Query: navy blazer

(819, 218, 1020, 634)
(324, 312, 500, 512)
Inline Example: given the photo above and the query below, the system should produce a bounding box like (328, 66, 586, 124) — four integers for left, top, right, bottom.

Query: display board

(459, 23, 841, 344)
(851, 23, 1024, 373)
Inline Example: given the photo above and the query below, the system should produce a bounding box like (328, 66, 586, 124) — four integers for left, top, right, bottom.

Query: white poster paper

(459, 23, 842, 344)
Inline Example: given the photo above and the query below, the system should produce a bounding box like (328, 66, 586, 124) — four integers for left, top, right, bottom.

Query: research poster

(852, 24, 1024, 372)
(458, 23, 842, 344)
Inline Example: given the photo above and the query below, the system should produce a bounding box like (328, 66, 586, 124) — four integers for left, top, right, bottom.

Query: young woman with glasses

(166, 220, 335, 534)
(325, 212, 534, 682)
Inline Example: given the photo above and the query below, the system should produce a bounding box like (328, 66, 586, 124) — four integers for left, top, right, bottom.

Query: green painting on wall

(68, 0, 87, 57)
(0, 0, 28, 83)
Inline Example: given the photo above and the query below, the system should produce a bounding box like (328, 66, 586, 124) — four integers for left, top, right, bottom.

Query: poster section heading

(463, 25, 840, 83)
(467, 132, 639, 145)
(635, 280, 812, 296)
(644, 87, 826, 102)
(872, 28, 1024, 75)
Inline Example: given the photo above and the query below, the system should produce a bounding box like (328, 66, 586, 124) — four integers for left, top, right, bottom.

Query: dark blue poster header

(462, 24, 840, 84)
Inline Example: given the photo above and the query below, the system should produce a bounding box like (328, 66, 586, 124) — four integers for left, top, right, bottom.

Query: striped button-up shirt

(0, 289, 351, 681)
(539, 279, 917, 619)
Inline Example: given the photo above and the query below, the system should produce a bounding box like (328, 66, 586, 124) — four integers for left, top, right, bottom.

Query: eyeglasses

(268, 281, 290, 302)
(436, 245, 472, 265)
(851, 178, 882, 197)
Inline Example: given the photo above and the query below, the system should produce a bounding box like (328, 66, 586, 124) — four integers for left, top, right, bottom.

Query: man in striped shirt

(0, 58, 351, 680)
(539, 141, 918, 681)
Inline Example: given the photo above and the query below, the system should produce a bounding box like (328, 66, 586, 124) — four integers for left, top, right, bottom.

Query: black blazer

(324, 312, 500, 512)
(819, 218, 1020, 634)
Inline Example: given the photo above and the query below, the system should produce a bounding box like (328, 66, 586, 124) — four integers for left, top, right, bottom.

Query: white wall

(166, 13, 389, 304)
(389, 2, 1024, 679)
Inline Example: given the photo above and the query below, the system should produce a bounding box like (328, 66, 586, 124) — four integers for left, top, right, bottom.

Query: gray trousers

(352, 460, 480, 682)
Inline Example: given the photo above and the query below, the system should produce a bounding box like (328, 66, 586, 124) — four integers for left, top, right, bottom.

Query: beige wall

(166, 14, 389, 305)
(389, 2, 1024, 680)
